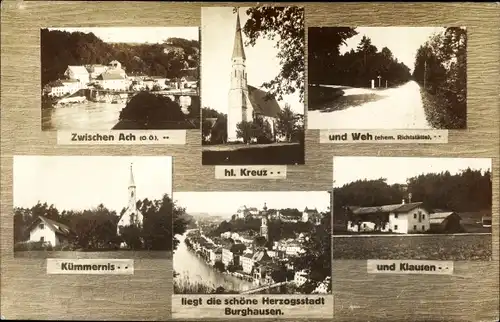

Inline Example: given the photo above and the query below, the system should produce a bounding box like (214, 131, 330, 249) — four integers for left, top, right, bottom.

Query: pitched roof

(232, 10, 246, 60)
(348, 202, 424, 216)
(27, 216, 73, 237)
(247, 85, 281, 118)
(430, 212, 460, 220)
(97, 70, 125, 80)
(67, 65, 89, 75)
(252, 249, 271, 262)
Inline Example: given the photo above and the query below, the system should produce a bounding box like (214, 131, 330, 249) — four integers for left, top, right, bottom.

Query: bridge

(241, 281, 293, 295)
(86, 88, 199, 106)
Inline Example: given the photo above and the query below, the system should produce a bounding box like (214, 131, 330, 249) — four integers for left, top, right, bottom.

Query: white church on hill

(116, 164, 143, 241)
(227, 10, 282, 142)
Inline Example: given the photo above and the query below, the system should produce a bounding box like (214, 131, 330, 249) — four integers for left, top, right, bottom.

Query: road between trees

(308, 81, 432, 130)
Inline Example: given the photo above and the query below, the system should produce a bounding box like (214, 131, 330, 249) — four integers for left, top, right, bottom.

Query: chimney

(402, 199, 405, 205)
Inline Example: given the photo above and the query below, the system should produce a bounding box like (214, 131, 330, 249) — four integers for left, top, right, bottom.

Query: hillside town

(43, 60, 198, 104)
(182, 203, 331, 294)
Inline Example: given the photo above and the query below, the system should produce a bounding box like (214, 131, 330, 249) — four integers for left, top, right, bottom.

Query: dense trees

(333, 168, 492, 228)
(308, 28, 412, 87)
(238, 7, 305, 102)
(291, 212, 332, 285)
(41, 28, 199, 86)
(14, 194, 191, 251)
(201, 107, 227, 144)
(413, 27, 467, 129)
(115, 92, 192, 129)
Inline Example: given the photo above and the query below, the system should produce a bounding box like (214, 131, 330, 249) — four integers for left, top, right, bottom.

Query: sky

(14, 156, 172, 213)
(174, 191, 330, 216)
(48, 27, 199, 43)
(201, 7, 304, 115)
(339, 27, 445, 73)
(333, 156, 491, 188)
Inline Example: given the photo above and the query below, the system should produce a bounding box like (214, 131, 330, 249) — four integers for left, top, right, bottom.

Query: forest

(333, 168, 492, 227)
(14, 194, 192, 251)
(413, 27, 467, 129)
(308, 28, 412, 88)
(41, 28, 200, 86)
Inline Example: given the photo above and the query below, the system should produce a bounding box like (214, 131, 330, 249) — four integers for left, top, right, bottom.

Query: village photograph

(332, 156, 492, 261)
(200, 7, 305, 165)
(308, 27, 467, 130)
(13, 156, 173, 258)
(172, 191, 332, 295)
(41, 27, 200, 131)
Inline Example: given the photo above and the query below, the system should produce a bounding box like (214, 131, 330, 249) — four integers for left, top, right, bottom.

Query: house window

(414, 214, 417, 219)
(422, 214, 425, 219)
(40, 236, 44, 242)
(394, 214, 398, 219)
(413, 225, 417, 230)
(394, 225, 398, 230)
(422, 225, 425, 231)
(39, 223, 44, 229)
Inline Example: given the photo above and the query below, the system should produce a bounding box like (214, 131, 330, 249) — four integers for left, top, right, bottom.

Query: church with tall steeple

(227, 9, 282, 142)
(117, 163, 143, 236)
(260, 202, 269, 240)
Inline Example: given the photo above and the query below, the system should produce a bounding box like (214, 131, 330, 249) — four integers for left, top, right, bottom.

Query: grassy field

(333, 234, 492, 260)
(202, 142, 304, 165)
(14, 250, 172, 259)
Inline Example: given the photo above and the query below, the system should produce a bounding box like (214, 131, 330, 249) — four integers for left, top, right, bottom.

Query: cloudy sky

(49, 27, 199, 43)
(174, 191, 330, 216)
(333, 156, 491, 188)
(340, 27, 445, 72)
(14, 156, 172, 213)
(201, 7, 304, 115)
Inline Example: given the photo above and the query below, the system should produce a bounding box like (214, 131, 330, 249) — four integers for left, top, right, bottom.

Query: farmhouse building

(345, 200, 431, 234)
(27, 216, 73, 246)
(117, 163, 143, 236)
(429, 211, 462, 233)
(227, 10, 281, 142)
(64, 65, 90, 84)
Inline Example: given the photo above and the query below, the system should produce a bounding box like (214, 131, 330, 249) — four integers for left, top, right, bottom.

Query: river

(42, 102, 124, 130)
(173, 230, 253, 293)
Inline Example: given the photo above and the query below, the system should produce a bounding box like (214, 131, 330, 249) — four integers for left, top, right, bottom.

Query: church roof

(247, 85, 281, 118)
(232, 10, 246, 60)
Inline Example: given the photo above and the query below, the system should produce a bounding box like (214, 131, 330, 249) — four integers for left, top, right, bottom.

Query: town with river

(173, 203, 332, 295)
(42, 60, 198, 131)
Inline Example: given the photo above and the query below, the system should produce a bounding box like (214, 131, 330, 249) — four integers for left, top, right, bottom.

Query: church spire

(129, 163, 135, 187)
(232, 8, 246, 60)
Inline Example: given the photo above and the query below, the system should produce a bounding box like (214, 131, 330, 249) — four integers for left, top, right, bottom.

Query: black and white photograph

(201, 7, 305, 165)
(13, 156, 174, 258)
(308, 27, 467, 130)
(172, 191, 332, 294)
(41, 27, 200, 131)
(332, 156, 492, 261)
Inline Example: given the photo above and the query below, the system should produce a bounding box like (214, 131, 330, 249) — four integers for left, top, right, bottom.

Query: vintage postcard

(332, 156, 492, 261)
(201, 7, 305, 165)
(308, 27, 467, 130)
(41, 27, 200, 131)
(13, 156, 173, 258)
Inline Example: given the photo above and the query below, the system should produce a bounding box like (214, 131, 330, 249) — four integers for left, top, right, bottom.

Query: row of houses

(187, 231, 313, 289)
(343, 199, 466, 234)
(234, 205, 323, 225)
(44, 60, 198, 97)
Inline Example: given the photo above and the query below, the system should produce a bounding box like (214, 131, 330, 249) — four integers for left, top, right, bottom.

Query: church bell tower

(260, 202, 268, 240)
(128, 163, 137, 221)
(227, 8, 250, 142)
